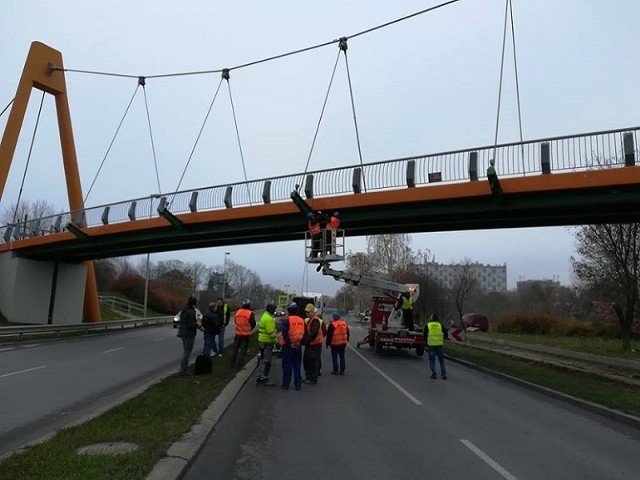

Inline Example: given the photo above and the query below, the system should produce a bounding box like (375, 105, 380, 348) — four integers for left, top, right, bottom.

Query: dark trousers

(311, 234, 322, 257)
(281, 345, 302, 388)
(428, 346, 447, 378)
(180, 337, 195, 375)
(230, 335, 250, 368)
(402, 309, 414, 330)
(330, 345, 346, 373)
(303, 344, 321, 382)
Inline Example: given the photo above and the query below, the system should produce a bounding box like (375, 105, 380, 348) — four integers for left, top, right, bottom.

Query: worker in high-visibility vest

(230, 299, 256, 369)
(256, 304, 278, 386)
(396, 291, 415, 330)
(303, 303, 323, 384)
(325, 311, 350, 375)
(308, 212, 322, 258)
(280, 302, 305, 390)
(324, 211, 341, 255)
(424, 313, 447, 380)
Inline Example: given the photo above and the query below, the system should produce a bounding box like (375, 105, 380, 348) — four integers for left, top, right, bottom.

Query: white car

(173, 308, 203, 328)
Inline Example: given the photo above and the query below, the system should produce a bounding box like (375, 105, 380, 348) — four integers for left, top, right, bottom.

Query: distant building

(516, 278, 560, 296)
(421, 261, 507, 293)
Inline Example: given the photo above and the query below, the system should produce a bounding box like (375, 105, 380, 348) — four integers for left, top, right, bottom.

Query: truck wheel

(416, 346, 425, 357)
(375, 340, 383, 355)
(369, 337, 375, 347)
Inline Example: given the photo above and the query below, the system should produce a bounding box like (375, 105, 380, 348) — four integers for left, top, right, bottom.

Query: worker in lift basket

(395, 291, 415, 330)
(308, 212, 322, 258)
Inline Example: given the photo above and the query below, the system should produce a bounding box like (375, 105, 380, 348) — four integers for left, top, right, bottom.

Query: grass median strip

(0, 335, 258, 480)
(446, 343, 640, 417)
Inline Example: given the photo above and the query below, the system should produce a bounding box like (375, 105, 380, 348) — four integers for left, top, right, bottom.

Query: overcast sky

(2, 0, 640, 296)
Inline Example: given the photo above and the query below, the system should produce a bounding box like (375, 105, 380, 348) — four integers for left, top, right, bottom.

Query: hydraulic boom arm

(320, 264, 419, 301)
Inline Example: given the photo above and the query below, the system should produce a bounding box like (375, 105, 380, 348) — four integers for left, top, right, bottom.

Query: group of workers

(177, 295, 446, 383)
(308, 210, 341, 258)
(256, 301, 350, 389)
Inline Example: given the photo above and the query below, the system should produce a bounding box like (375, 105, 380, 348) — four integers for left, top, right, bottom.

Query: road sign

(448, 328, 464, 343)
(278, 294, 289, 306)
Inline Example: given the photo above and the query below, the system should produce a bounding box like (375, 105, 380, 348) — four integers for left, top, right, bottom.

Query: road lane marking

(102, 347, 124, 354)
(0, 347, 15, 353)
(154, 337, 169, 342)
(460, 439, 517, 480)
(347, 344, 422, 405)
(0, 365, 46, 378)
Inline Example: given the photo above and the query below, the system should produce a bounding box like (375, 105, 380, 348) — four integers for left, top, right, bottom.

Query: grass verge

(0, 334, 258, 480)
(446, 343, 640, 416)
(473, 332, 639, 359)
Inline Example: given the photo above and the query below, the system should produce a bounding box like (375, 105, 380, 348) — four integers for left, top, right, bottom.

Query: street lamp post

(143, 194, 161, 318)
(221, 252, 231, 300)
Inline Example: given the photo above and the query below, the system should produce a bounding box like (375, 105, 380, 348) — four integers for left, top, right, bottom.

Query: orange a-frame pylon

(0, 41, 100, 322)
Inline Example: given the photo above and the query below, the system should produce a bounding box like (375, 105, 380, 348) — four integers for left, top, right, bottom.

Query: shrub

(497, 312, 557, 335)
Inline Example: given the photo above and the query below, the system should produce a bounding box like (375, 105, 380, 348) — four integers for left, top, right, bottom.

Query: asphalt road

(183, 321, 640, 480)
(0, 324, 233, 457)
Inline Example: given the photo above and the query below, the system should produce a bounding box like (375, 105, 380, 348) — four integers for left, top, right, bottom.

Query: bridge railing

(1, 126, 638, 242)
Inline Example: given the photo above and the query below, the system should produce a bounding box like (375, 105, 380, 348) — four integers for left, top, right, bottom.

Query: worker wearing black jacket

(177, 297, 199, 376)
(201, 303, 221, 357)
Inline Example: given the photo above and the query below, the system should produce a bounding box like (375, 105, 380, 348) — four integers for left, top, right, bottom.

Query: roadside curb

(145, 360, 257, 480)
(446, 354, 640, 430)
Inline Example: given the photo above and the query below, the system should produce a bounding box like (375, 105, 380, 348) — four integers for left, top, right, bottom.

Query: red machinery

(317, 263, 425, 356)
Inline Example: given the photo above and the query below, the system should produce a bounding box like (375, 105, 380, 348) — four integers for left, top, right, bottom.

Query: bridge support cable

(139, 77, 162, 194)
(224, 69, 253, 205)
(302, 49, 342, 179)
(0, 98, 15, 119)
(175, 76, 225, 192)
(340, 37, 367, 193)
(508, 0, 525, 167)
(493, 0, 525, 175)
(84, 83, 141, 203)
(12, 91, 46, 225)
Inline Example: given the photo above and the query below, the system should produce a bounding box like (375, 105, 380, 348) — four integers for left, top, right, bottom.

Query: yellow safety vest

(427, 321, 444, 347)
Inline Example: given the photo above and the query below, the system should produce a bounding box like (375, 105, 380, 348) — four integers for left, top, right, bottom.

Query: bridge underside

(5, 170, 640, 263)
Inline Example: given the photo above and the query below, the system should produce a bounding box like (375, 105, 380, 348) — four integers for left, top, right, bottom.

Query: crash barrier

(0, 316, 172, 341)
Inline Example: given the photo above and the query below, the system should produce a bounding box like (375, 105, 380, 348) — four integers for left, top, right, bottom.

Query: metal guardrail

(1, 125, 639, 242)
(0, 316, 173, 341)
(99, 295, 146, 317)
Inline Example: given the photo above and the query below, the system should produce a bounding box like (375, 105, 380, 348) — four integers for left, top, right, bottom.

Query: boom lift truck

(291, 190, 425, 356)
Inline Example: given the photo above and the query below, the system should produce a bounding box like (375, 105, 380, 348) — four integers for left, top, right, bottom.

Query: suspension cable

(84, 83, 140, 203)
(12, 92, 45, 224)
(224, 70, 252, 205)
(175, 76, 225, 192)
(0, 98, 14, 119)
(51, 0, 462, 80)
(492, 0, 510, 162)
(303, 50, 342, 175)
(341, 38, 367, 193)
(509, 0, 526, 171)
(139, 77, 162, 193)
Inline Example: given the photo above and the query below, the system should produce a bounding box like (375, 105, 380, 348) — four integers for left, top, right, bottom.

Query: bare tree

(572, 224, 640, 351)
(366, 234, 413, 274)
(187, 261, 208, 293)
(1, 199, 58, 225)
(452, 258, 479, 324)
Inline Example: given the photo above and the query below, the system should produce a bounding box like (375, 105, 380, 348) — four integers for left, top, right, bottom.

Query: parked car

(274, 306, 285, 317)
(462, 313, 489, 332)
(173, 308, 203, 328)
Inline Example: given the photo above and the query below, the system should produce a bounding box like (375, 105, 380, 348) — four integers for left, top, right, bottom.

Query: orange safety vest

(235, 308, 253, 336)
(306, 316, 324, 346)
(281, 315, 305, 346)
(308, 220, 321, 235)
(330, 319, 348, 346)
(327, 216, 340, 230)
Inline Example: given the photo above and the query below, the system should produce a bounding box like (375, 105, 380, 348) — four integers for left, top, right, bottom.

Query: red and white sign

(447, 328, 465, 343)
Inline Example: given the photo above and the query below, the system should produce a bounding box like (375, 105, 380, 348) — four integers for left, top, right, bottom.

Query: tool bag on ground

(194, 354, 213, 375)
